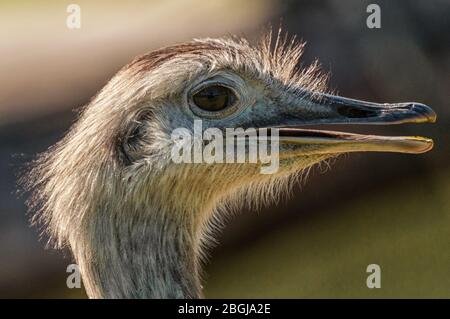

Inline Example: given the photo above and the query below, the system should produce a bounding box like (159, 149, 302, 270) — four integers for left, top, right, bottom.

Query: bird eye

(192, 85, 237, 112)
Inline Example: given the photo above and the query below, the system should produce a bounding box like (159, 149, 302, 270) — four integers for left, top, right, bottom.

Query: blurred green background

(0, 0, 448, 298)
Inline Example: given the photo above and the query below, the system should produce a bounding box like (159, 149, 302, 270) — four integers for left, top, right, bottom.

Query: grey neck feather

(75, 205, 202, 298)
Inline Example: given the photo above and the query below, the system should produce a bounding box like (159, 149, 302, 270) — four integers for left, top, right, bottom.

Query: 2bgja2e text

(178, 302, 271, 317)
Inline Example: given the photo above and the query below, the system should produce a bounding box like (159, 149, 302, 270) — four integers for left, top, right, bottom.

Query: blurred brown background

(0, 0, 448, 298)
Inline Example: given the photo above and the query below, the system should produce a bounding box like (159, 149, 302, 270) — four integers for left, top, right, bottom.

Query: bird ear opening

(117, 110, 153, 166)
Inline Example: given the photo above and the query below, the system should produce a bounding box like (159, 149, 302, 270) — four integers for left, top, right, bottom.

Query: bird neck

(76, 205, 203, 298)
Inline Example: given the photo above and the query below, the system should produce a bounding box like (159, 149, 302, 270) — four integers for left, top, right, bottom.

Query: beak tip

(410, 103, 437, 123)
(414, 137, 434, 153)
(425, 138, 434, 151)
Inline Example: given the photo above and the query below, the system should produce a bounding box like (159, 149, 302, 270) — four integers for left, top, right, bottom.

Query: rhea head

(26, 34, 436, 298)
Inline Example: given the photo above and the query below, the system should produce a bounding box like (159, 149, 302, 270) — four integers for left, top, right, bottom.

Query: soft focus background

(1, 0, 449, 298)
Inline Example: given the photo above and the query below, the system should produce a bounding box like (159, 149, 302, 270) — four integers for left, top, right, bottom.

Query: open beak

(265, 92, 436, 156)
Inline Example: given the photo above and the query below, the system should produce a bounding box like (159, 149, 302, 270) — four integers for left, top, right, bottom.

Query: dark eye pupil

(193, 85, 236, 111)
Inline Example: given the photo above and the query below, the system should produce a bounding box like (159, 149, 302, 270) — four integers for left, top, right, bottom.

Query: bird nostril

(335, 104, 378, 118)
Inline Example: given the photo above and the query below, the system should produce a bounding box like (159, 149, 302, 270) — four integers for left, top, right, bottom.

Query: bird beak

(264, 92, 437, 156)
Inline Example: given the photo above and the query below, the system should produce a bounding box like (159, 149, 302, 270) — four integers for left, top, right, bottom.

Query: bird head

(28, 34, 437, 244)
(108, 35, 436, 216)
(25, 34, 436, 298)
